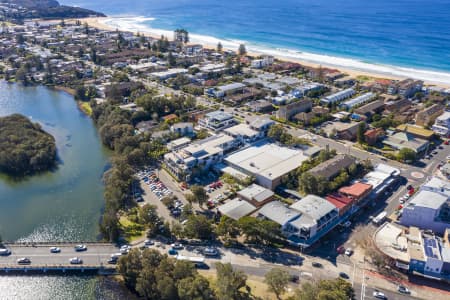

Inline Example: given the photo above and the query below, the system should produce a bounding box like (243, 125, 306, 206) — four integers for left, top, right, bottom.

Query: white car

(69, 257, 83, 264)
(345, 248, 353, 256)
(373, 291, 387, 299)
(50, 247, 61, 253)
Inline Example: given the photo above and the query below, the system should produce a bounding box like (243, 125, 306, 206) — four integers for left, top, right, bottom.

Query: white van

(0, 248, 11, 256)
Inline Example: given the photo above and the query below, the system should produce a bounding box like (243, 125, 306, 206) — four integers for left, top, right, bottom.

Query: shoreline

(80, 17, 450, 88)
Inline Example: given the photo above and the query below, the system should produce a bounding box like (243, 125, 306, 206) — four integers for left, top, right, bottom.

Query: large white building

(432, 111, 450, 136)
(224, 140, 309, 189)
(164, 134, 238, 181)
(198, 111, 235, 132)
(320, 88, 355, 105)
(340, 92, 377, 109)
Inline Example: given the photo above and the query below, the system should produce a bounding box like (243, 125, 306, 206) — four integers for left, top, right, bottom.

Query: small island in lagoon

(0, 114, 57, 176)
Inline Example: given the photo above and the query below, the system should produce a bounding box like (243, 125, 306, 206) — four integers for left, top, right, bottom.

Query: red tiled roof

(339, 182, 373, 198)
(325, 193, 354, 209)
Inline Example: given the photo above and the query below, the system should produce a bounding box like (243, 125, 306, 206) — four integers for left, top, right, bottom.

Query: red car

(444, 140, 449, 145)
(336, 246, 345, 254)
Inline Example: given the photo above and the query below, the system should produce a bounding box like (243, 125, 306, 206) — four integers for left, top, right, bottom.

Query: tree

(290, 278, 354, 300)
(186, 185, 208, 207)
(216, 216, 240, 243)
(117, 248, 143, 290)
(217, 42, 223, 53)
(177, 275, 216, 300)
(264, 268, 291, 300)
(357, 122, 366, 144)
(238, 217, 282, 246)
(397, 147, 416, 162)
(168, 52, 176, 67)
(184, 215, 213, 240)
(215, 262, 250, 300)
(238, 44, 247, 56)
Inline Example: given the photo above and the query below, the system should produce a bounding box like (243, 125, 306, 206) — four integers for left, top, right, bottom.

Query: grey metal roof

(238, 184, 274, 203)
(218, 198, 256, 220)
(205, 110, 234, 122)
(408, 190, 448, 210)
(290, 195, 337, 221)
(258, 201, 300, 225)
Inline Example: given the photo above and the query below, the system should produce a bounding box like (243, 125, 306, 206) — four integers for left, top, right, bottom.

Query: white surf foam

(99, 16, 450, 86)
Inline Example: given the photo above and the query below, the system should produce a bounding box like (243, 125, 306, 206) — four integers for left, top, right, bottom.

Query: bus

(176, 255, 209, 269)
(372, 211, 387, 225)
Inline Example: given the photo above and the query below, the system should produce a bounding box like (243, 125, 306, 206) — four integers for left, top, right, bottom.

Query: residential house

(276, 99, 312, 121)
(364, 128, 385, 145)
(198, 111, 235, 132)
(396, 124, 435, 140)
(354, 99, 385, 116)
(308, 154, 356, 180)
(415, 104, 444, 127)
(432, 111, 450, 137)
(246, 99, 274, 113)
(383, 131, 429, 154)
(249, 118, 275, 136)
(340, 92, 377, 110)
(206, 83, 246, 98)
(170, 122, 194, 136)
(320, 88, 355, 105)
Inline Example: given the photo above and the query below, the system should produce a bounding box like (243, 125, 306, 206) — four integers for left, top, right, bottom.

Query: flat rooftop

(224, 124, 259, 137)
(406, 190, 447, 210)
(237, 184, 274, 203)
(290, 195, 337, 222)
(218, 198, 256, 220)
(225, 140, 308, 180)
(374, 223, 410, 262)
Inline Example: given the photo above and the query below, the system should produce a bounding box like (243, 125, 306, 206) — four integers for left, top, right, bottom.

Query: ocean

(62, 0, 450, 85)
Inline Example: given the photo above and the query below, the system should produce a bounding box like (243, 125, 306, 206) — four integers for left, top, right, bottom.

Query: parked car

(17, 257, 31, 264)
(69, 257, 83, 264)
(336, 245, 345, 254)
(50, 247, 61, 253)
(397, 285, 410, 294)
(168, 249, 178, 255)
(203, 247, 218, 256)
(345, 248, 353, 256)
(171, 243, 184, 250)
(74, 244, 87, 252)
(144, 239, 154, 246)
(338, 272, 349, 279)
(312, 262, 323, 268)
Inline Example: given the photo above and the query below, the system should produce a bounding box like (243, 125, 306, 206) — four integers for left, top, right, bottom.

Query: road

(0, 244, 118, 267)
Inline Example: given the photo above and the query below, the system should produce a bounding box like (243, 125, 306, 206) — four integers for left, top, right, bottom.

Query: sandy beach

(80, 17, 450, 88)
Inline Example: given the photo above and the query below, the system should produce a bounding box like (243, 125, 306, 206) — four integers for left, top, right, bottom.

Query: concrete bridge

(0, 242, 119, 275)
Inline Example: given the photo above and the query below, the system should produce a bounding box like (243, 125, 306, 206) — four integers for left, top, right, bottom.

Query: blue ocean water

(63, 0, 450, 81)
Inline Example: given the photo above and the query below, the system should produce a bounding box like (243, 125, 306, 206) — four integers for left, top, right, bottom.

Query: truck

(372, 211, 387, 225)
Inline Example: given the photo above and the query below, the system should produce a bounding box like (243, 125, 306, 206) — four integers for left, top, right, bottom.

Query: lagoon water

(0, 82, 131, 299)
(63, 0, 450, 84)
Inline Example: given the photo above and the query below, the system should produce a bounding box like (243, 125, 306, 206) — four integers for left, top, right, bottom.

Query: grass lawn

(119, 216, 146, 243)
(198, 272, 296, 300)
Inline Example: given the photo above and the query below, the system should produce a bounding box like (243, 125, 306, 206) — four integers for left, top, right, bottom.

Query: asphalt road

(0, 244, 118, 267)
